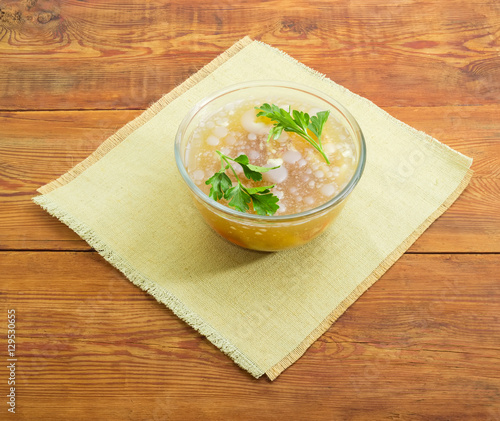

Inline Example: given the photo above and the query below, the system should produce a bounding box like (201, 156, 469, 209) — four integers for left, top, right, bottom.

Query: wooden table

(1, 1, 499, 419)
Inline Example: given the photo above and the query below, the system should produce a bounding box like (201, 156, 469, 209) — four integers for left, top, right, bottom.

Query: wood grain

(0, 0, 499, 419)
(1, 251, 498, 420)
(1, 0, 499, 110)
(1, 106, 498, 251)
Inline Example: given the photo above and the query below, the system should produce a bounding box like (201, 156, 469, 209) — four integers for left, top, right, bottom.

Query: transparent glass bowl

(175, 81, 366, 251)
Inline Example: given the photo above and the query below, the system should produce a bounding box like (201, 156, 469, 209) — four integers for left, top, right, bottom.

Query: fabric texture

(33, 37, 473, 380)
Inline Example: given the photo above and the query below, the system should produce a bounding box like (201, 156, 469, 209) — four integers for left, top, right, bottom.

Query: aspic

(175, 81, 366, 251)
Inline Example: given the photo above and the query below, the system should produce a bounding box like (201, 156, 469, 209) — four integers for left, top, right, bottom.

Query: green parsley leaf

(232, 154, 249, 165)
(205, 171, 232, 201)
(225, 184, 252, 213)
(249, 191, 280, 216)
(269, 125, 283, 141)
(309, 110, 330, 140)
(232, 154, 278, 182)
(244, 185, 275, 195)
(204, 151, 281, 216)
(255, 104, 331, 164)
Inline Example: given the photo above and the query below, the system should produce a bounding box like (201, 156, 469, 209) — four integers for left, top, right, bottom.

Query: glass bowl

(175, 80, 366, 251)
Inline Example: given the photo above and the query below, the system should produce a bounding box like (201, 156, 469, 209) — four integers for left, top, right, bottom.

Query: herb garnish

(205, 151, 280, 216)
(256, 104, 331, 164)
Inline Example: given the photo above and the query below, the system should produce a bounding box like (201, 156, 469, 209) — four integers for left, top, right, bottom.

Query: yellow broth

(183, 95, 358, 251)
(185, 98, 356, 216)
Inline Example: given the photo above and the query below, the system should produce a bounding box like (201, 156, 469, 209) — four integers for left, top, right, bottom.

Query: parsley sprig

(205, 151, 280, 216)
(256, 104, 331, 164)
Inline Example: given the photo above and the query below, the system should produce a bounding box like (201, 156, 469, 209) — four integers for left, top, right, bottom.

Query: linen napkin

(33, 37, 473, 380)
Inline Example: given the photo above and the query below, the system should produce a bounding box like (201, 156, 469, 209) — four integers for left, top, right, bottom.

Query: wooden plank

(387, 106, 500, 253)
(0, 109, 142, 249)
(0, 0, 499, 110)
(0, 251, 498, 420)
(1, 106, 498, 251)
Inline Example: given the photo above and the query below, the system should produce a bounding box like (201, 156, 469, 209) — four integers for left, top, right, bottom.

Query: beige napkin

(33, 37, 473, 380)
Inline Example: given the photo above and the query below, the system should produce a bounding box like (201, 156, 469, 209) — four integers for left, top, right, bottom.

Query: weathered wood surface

(1, 106, 498, 251)
(1, 252, 499, 420)
(0, 0, 499, 419)
(0, 0, 499, 110)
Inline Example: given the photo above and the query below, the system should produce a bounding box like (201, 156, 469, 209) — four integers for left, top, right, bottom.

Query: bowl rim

(174, 80, 366, 222)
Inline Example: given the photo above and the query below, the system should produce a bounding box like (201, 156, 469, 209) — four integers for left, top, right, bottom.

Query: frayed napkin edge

(31, 193, 265, 379)
(36, 36, 256, 195)
(253, 39, 473, 169)
(32, 35, 475, 381)
(265, 167, 473, 380)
